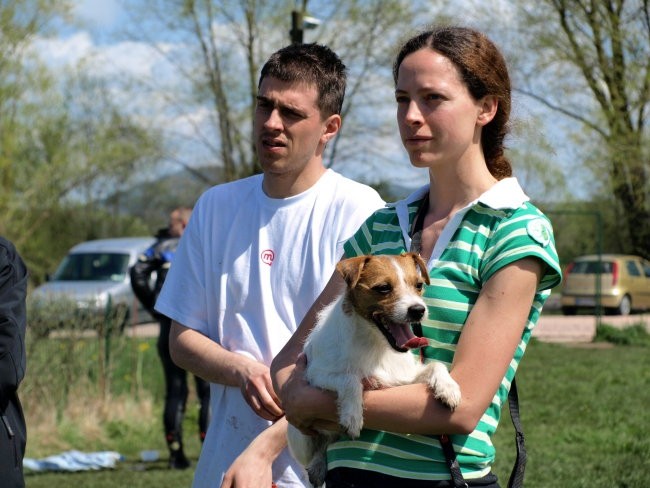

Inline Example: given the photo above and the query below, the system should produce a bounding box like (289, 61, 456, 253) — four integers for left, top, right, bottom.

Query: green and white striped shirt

(333, 178, 562, 481)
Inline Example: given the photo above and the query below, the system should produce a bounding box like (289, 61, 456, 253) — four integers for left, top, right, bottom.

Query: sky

(35, 0, 583, 200)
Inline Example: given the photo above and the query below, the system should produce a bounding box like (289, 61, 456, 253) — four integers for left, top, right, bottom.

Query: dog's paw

(340, 414, 363, 439)
(428, 362, 461, 411)
(338, 398, 364, 438)
(306, 455, 328, 487)
(433, 375, 461, 411)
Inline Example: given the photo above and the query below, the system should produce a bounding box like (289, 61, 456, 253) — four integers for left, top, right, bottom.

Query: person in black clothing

(130, 207, 210, 469)
(0, 237, 28, 488)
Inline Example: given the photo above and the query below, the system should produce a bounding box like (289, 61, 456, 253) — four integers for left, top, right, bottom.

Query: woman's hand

(281, 354, 340, 435)
(220, 418, 288, 488)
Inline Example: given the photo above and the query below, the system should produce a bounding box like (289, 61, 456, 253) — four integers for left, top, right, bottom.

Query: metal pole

(290, 10, 303, 44)
(595, 211, 603, 327)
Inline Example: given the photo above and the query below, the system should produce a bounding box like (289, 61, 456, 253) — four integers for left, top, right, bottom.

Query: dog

(287, 252, 461, 487)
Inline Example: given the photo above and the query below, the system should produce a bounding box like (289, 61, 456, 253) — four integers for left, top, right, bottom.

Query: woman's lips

(404, 136, 431, 146)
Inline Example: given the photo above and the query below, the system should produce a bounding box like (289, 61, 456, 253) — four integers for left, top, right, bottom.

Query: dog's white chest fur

(305, 296, 424, 393)
(286, 254, 461, 488)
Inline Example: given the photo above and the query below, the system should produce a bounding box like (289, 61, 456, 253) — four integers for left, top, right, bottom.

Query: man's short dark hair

(259, 43, 347, 118)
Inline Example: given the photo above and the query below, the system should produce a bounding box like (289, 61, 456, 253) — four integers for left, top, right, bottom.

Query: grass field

(22, 328, 650, 487)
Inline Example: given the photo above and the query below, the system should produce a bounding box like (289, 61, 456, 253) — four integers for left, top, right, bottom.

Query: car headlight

(92, 293, 109, 309)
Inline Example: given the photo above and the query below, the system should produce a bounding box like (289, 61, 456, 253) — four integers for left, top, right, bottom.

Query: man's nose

(263, 108, 283, 131)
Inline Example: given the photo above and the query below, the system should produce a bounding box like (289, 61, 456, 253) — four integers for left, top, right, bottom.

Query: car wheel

(616, 295, 632, 316)
(562, 306, 577, 316)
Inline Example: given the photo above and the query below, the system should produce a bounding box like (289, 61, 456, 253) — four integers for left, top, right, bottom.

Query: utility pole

(290, 10, 303, 44)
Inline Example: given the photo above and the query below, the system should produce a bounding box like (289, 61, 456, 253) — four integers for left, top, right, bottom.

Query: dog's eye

(372, 284, 392, 294)
(415, 282, 424, 291)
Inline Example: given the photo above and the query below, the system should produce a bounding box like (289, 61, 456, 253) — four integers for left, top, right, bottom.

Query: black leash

(438, 378, 526, 488)
(506, 377, 526, 488)
(409, 196, 526, 487)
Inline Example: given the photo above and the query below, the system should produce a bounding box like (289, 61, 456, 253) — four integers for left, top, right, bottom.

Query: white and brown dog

(287, 253, 461, 487)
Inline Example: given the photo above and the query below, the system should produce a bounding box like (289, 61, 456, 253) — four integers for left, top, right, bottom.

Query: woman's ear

(320, 114, 342, 144)
(477, 95, 498, 127)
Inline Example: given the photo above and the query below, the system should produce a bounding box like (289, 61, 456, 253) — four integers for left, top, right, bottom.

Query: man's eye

(372, 284, 392, 294)
(282, 108, 303, 119)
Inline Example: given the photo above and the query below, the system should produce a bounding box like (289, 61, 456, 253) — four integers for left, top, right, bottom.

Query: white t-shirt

(156, 169, 384, 488)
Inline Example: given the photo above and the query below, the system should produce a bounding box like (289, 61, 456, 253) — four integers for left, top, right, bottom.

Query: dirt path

(127, 313, 650, 344)
(533, 313, 650, 342)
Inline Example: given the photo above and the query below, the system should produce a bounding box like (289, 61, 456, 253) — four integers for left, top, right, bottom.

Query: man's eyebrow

(256, 96, 307, 115)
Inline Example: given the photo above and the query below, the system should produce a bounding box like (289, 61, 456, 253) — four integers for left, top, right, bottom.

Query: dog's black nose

(408, 304, 426, 320)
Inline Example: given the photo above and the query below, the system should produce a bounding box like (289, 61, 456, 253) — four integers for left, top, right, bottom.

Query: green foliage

(0, 2, 162, 285)
(594, 323, 650, 347)
(542, 199, 627, 268)
(514, 1, 650, 258)
(21, 333, 650, 487)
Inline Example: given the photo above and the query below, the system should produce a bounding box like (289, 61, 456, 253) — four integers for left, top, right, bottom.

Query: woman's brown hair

(393, 26, 512, 179)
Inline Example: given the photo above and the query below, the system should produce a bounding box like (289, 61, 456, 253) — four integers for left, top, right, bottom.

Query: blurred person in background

(131, 207, 210, 469)
(0, 237, 28, 487)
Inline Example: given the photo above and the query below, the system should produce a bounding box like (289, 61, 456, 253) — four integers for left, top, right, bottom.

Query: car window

(626, 260, 641, 277)
(52, 253, 130, 282)
(644, 262, 650, 278)
(570, 261, 613, 274)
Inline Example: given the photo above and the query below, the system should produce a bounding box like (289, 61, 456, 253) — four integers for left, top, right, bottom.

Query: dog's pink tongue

(403, 337, 429, 349)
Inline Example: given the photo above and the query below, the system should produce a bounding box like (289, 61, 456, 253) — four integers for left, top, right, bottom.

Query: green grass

(595, 323, 650, 346)
(22, 330, 201, 488)
(492, 340, 650, 487)
(22, 331, 650, 487)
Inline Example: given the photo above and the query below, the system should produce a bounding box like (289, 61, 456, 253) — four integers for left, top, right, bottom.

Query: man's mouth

(261, 137, 286, 149)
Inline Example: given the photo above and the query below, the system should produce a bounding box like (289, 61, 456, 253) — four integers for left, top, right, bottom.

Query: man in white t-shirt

(155, 42, 385, 488)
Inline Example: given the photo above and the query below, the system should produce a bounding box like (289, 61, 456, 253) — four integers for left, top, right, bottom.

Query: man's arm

(169, 321, 283, 421)
(129, 257, 158, 314)
(220, 417, 289, 488)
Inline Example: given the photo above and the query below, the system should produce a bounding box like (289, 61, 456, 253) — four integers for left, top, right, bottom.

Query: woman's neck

(426, 159, 497, 219)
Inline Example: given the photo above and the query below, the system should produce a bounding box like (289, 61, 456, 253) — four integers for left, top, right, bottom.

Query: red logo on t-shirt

(261, 249, 275, 266)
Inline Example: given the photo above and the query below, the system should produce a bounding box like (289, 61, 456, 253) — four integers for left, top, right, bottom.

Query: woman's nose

(403, 101, 424, 126)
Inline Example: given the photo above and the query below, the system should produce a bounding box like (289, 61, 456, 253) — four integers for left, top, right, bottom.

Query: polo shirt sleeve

(479, 205, 562, 292)
(343, 213, 376, 258)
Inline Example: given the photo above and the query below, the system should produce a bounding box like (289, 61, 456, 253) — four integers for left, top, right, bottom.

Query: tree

(1, 1, 162, 278)
(118, 0, 418, 186)
(515, 0, 650, 258)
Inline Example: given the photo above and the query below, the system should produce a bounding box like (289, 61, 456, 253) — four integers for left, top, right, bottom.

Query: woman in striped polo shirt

(273, 26, 562, 488)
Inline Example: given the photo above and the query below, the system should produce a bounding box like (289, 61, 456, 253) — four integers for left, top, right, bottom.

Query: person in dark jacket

(0, 237, 28, 488)
(130, 208, 210, 469)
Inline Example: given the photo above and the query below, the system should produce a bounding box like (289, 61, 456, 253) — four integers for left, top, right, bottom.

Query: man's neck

(262, 165, 328, 199)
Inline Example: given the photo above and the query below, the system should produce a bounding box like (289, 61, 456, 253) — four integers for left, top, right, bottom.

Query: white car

(30, 237, 156, 333)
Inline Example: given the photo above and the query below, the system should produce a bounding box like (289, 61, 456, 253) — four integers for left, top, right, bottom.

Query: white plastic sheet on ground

(23, 450, 123, 472)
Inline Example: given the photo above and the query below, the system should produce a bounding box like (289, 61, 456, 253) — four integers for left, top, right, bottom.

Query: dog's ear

(406, 252, 430, 285)
(336, 256, 371, 288)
